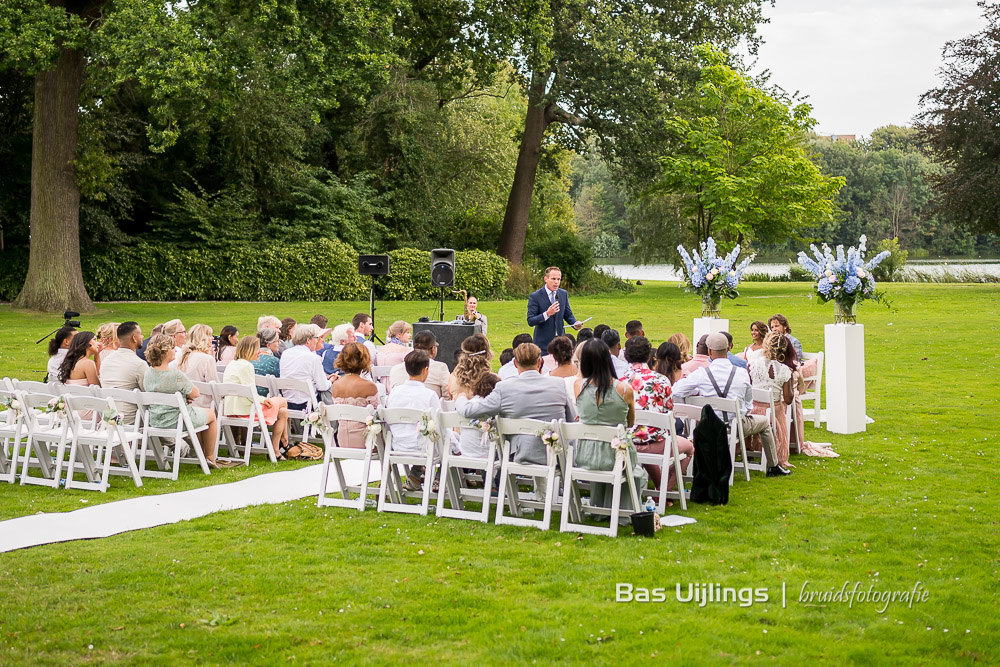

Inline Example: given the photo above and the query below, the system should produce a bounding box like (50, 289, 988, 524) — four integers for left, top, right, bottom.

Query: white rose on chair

(305, 409, 329, 433)
(537, 428, 562, 453)
(364, 413, 382, 436)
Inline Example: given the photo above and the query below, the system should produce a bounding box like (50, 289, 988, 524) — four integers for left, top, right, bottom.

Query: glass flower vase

(834, 299, 857, 324)
(701, 294, 722, 318)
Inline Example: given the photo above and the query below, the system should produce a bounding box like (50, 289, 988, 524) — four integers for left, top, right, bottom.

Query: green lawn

(1, 282, 998, 664)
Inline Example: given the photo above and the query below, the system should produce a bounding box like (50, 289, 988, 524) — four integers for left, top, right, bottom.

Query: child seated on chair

(385, 350, 441, 491)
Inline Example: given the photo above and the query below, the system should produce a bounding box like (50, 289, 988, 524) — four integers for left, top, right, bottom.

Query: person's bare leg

(199, 409, 218, 461)
(271, 407, 289, 456)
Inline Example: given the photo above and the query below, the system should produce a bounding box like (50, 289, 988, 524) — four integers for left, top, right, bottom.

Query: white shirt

(98, 348, 149, 424)
(671, 357, 754, 418)
(279, 344, 331, 405)
(610, 353, 629, 379)
(47, 349, 68, 380)
(385, 380, 441, 453)
(388, 359, 451, 398)
(542, 287, 558, 321)
(498, 359, 548, 380)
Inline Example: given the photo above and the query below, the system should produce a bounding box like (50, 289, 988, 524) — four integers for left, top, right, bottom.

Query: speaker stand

(438, 287, 446, 322)
(369, 276, 385, 345)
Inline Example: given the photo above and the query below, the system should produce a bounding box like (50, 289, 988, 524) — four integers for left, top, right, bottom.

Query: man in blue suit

(526, 266, 583, 352)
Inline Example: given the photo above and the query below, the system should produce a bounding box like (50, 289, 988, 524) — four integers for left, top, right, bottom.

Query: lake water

(596, 258, 1000, 281)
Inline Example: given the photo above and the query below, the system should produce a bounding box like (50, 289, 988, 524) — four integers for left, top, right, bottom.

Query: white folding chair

(137, 391, 212, 479)
(63, 395, 143, 491)
(372, 365, 393, 392)
(377, 406, 441, 515)
(435, 411, 498, 522)
(633, 409, 688, 512)
(494, 417, 562, 530)
(558, 421, 642, 537)
(18, 391, 71, 488)
(0, 387, 26, 483)
(317, 403, 383, 510)
(254, 375, 275, 398)
(216, 363, 228, 376)
(800, 351, 824, 429)
(681, 396, 749, 484)
(54, 383, 97, 397)
(1, 377, 14, 391)
(213, 382, 277, 464)
(743, 387, 774, 474)
(14, 380, 55, 394)
(274, 377, 319, 444)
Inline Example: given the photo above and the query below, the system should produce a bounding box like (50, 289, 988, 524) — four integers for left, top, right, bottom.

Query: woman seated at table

(463, 296, 488, 335)
(177, 324, 218, 409)
(143, 334, 226, 468)
(222, 336, 290, 460)
(377, 321, 411, 368)
(573, 338, 646, 516)
(330, 342, 380, 448)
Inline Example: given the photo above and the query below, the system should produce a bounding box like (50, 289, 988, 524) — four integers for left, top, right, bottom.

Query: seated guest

(622, 336, 694, 496)
(668, 332, 692, 363)
(352, 313, 378, 359)
(747, 331, 795, 469)
(592, 324, 611, 342)
(58, 331, 101, 387)
(330, 342, 380, 448)
(671, 332, 790, 476)
(602, 329, 630, 378)
(498, 348, 514, 367)
(721, 331, 748, 369)
(624, 320, 644, 348)
(96, 322, 120, 362)
(162, 319, 187, 358)
(377, 320, 412, 368)
(459, 343, 576, 467)
(137, 323, 163, 362)
(654, 342, 684, 386)
(278, 317, 296, 355)
(386, 350, 442, 490)
(769, 313, 803, 362)
(463, 295, 488, 335)
(681, 335, 711, 377)
(322, 323, 357, 375)
(497, 333, 534, 380)
(454, 372, 501, 457)
(278, 323, 334, 410)
(143, 334, 227, 468)
(177, 324, 219, 408)
(215, 325, 239, 365)
(311, 314, 334, 357)
(576, 328, 594, 345)
(743, 320, 767, 364)
(99, 322, 147, 424)
(573, 338, 645, 515)
(223, 336, 290, 460)
(390, 331, 451, 398)
(257, 315, 281, 335)
(546, 336, 579, 402)
(252, 328, 282, 395)
(448, 334, 494, 400)
(46, 326, 77, 381)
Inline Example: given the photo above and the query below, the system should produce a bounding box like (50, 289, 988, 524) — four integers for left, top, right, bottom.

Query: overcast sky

(748, 0, 988, 137)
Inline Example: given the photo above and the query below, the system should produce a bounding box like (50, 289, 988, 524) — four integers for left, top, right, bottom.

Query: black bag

(690, 404, 733, 505)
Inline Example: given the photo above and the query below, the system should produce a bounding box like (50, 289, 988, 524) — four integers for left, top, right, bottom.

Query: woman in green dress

(572, 338, 646, 514)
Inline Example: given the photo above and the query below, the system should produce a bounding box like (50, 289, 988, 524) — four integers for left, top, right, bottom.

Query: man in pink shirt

(680, 335, 711, 377)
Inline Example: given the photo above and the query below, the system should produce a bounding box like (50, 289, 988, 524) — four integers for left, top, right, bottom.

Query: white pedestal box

(693, 317, 730, 344)
(824, 323, 866, 434)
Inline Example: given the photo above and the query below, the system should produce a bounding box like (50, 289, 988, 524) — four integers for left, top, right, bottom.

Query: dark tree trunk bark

(13, 45, 93, 312)
(497, 73, 551, 265)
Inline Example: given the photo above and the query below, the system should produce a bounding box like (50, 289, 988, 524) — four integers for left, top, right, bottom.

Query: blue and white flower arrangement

(797, 235, 891, 323)
(676, 237, 755, 316)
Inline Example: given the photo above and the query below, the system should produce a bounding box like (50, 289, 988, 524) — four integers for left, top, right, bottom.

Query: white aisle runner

(0, 462, 366, 553)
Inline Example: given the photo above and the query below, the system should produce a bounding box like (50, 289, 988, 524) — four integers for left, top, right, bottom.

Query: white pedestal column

(693, 317, 730, 343)
(824, 323, 866, 434)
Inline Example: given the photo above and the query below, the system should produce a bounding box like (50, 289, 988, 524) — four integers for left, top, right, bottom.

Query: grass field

(1, 282, 998, 664)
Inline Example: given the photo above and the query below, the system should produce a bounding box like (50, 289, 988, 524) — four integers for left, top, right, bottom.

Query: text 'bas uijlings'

(616, 583, 769, 607)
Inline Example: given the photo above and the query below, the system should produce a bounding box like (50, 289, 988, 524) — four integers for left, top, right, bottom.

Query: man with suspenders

(671, 332, 791, 477)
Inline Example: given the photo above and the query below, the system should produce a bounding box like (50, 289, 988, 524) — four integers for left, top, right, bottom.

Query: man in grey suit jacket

(458, 342, 576, 464)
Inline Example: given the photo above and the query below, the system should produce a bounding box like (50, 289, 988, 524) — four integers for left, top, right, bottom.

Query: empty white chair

(799, 351, 824, 429)
(63, 395, 143, 491)
(559, 421, 642, 537)
(18, 391, 71, 488)
(137, 391, 212, 479)
(0, 387, 26, 483)
(633, 409, 688, 512)
(435, 411, 498, 522)
(377, 406, 441, 515)
(493, 417, 562, 530)
(213, 381, 277, 464)
(317, 403, 383, 510)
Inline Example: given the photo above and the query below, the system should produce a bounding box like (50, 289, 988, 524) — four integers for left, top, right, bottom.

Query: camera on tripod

(63, 311, 81, 328)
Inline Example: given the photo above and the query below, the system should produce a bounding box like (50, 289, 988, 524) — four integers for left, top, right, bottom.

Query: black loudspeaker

(359, 255, 390, 276)
(430, 248, 455, 287)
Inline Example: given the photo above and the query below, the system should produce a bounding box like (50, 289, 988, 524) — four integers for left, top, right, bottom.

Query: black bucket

(630, 511, 656, 537)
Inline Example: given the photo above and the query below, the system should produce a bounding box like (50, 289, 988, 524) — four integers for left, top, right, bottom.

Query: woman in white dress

(748, 332, 795, 467)
(743, 320, 768, 365)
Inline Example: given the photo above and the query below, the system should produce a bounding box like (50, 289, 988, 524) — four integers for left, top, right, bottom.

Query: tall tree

(918, 1, 1000, 236)
(634, 46, 842, 260)
(472, 0, 770, 264)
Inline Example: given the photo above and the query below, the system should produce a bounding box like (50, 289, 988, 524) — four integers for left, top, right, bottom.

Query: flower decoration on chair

(305, 409, 330, 434)
(537, 428, 562, 453)
(1, 396, 21, 417)
(43, 396, 67, 421)
(363, 412, 383, 449)
(469, 417, 499, 446)
(610, 425, 634, 463)
(676, 237, 755, 317)
(797, 235, 891, 324)
(417, 413, 439, 452)
(101, 408, 123, 426)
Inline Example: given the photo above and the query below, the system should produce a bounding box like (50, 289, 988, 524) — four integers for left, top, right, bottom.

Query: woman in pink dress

(58, 332, 102, 420)
(177, 324, 219, 409)
(330, 343, 380, 448)
(216, 325, 239, 366)
(747, 332, 795, 467)
(376, 320, 411, 368)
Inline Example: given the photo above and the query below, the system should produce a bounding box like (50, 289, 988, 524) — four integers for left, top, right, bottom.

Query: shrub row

(0, 241, 510, 302)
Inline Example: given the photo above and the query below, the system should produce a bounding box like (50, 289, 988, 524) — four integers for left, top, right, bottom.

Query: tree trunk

(497, 74, 551, 265)
(13, 46, 93, 312)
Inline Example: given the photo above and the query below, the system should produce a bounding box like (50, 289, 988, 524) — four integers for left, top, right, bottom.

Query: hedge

(0, 241, 510, 302)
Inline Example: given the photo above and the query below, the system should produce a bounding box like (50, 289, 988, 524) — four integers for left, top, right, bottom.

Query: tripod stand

(369, 275, 385, 345)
